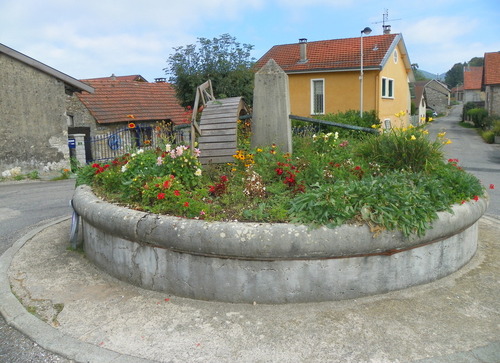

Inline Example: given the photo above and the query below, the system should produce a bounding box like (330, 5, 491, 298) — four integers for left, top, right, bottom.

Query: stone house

(463, 66, 484, 103)
(66, 75, 188, 163)
(255, 33, 415, 128)
(0, 43, 93, 174)
(419, 79, 450, 115)
(482, 51, 500, 116)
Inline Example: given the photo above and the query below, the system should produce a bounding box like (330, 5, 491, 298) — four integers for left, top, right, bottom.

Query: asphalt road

(0, 179, 75, 363)
(426, 104, 500, 217)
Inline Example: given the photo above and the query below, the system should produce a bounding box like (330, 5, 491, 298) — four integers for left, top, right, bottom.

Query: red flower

(163, 180, 171, 188)
(490, 184, 495, 190)
(174, 190, 181, 196)
(220, 175, 228, 182)
(183, 202, 189, 207)
(92, 163, 100, 168)
(275, 168, 284, 175)
(461, 200, 466, 204)
(473, 195, 479, 201)
(157, 193, 165, 200)
(128, 122, 136, 129)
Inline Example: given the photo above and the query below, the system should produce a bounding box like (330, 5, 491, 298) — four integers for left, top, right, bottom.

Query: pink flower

(156, 156, 163, 166)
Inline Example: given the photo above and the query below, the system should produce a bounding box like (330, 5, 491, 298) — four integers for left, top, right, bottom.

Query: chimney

(383, 25, 391, 34)
(155, 78, 166, 83)
(110, 73, 116, 80)
(299, 38, 308, 63)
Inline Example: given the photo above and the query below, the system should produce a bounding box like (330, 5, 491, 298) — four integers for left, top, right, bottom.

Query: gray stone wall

(425, 84, 449, 115)
(486, 85, 500, 116)
(0, 54, 70, 173)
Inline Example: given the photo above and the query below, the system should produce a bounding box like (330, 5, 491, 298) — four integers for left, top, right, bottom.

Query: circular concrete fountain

(72, 185, 487, 303)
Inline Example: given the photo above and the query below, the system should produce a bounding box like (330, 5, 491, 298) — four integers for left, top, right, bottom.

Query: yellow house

(255, 33, 414, 128)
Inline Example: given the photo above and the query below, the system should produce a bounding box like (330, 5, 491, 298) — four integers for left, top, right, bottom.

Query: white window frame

(311, 78, 325, 115)
(381, 77, 394, 99)
(393, 49, 398, 64)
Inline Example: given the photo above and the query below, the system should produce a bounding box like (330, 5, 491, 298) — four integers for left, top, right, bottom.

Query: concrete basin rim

(72, 185, 488, 259)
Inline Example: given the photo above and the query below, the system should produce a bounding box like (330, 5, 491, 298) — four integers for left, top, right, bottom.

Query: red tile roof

(255, 33, 401, 72)
(483, 52, 500, 85)
(463, 66, 483, 90)
(76, 76, 187, 125)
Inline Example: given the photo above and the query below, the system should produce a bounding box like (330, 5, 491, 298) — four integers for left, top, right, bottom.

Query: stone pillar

(69, 134, 86, 166)
(251, 59, 292, 154)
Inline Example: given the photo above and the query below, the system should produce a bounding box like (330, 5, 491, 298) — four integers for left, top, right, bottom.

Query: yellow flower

(428, 117, 434, 122)
(437, 132, 446, 138)
(256, 148, 263, 153)
(444, 139, 452, 144)
(410, 135, 416, 140)
(422, 129, 429, 135)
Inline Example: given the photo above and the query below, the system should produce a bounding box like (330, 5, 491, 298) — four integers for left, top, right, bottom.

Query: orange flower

(127, 115, 135, 119)
(128, 122, 136, 129)
(144, 139, 151, 145)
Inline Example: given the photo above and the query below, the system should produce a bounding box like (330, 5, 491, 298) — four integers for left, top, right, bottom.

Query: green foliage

(26, 170, 39, 180)
(467, 108, 489, 128)
(354, 127, 445, 173)
(492, 119, 500, 136)
(480, 130, 495, 144)
(468, 57, 484, 67)
(79, 125, 484, 237)
(164, 34, 255, 107)
(445, 62, 465, 88)
(298, 110, 379, 139)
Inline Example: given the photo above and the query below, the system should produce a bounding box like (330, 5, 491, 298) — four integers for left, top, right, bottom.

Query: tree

(468, 57, 484, 67)
(164, 34, 255, 107)
(411, 63, 429, 81)
(445, 62, 465, 88)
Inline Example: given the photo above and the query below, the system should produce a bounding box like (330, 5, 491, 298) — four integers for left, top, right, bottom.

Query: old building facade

(0, 43, 93, 173)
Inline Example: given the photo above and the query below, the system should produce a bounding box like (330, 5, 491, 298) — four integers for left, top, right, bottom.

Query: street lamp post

(360, 26, 372, 118)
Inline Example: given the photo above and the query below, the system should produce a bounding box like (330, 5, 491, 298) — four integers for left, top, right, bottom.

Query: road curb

(0, 216, 155, 363)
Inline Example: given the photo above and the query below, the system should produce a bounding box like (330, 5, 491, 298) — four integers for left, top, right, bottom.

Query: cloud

(401, 16, 476, 46)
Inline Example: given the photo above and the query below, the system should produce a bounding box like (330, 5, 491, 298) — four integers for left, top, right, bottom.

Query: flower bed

(74, 120, 490, 303)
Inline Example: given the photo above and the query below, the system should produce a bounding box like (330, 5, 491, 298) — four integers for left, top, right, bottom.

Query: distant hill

(419, 69, 446, 81)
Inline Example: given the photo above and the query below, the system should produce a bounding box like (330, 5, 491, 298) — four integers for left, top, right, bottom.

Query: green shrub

(354, 127, 445, 173)
(492, 119, 500, 136)
(481, 130, 495, 144)
(467, 108, 489, 128)
(300, 110, 379, 139)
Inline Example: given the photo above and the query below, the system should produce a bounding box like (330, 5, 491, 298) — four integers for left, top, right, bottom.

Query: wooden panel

(200, 142, 237, 150)
(199, 148, 237, 157)
(200, 129, 237, 136)
(198, 135, 236, 143)
(200, 155, 235, 164)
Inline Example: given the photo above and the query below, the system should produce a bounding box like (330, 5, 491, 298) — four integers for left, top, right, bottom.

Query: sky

(1, 0, 499, 83)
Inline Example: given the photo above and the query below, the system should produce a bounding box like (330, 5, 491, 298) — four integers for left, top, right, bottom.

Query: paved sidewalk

(0, 217, 499, 363)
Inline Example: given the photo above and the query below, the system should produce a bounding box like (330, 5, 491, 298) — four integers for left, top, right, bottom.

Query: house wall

(463, 89, 485, 103)
(0, 53, 70, 173)
(377, 45, 411, 128)
(288, 70, 376, 116)
(485, 85, 500, 116)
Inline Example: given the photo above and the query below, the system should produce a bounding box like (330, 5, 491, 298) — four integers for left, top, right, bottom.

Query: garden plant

(77, 117, 485, 237)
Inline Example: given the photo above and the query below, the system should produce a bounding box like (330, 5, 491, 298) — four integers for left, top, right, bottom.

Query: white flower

(334, 132, 339, 140)
(156, 157, 163, 166)
(2, 170, 11, 178)
(195, 168, 202, 176)
(165, 144, 171, 152)
(121, 163, 128, 173)
(137, 149, 144, 154)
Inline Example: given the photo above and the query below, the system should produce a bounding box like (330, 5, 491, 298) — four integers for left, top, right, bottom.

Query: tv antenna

(373, 9, 401, 34)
